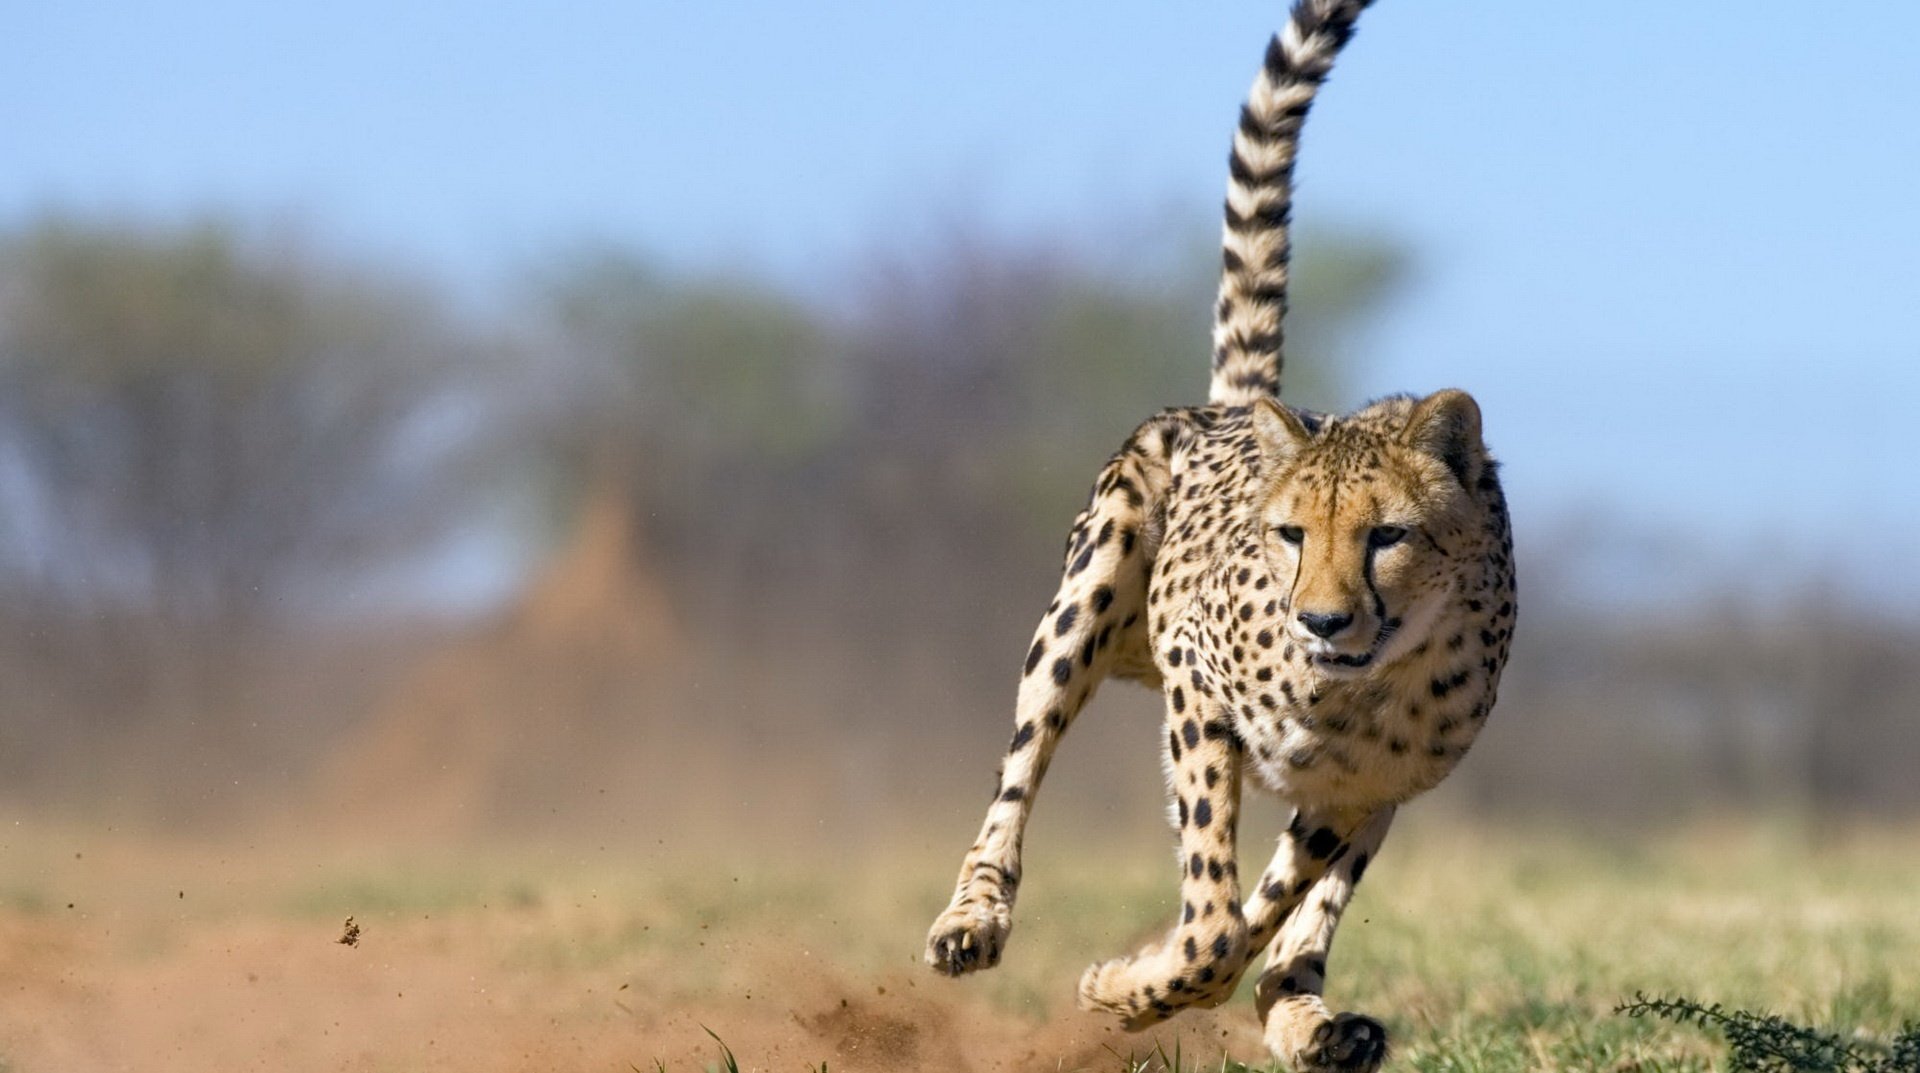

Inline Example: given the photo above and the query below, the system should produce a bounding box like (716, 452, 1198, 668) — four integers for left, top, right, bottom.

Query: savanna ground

(0, 814, 1914, 1073)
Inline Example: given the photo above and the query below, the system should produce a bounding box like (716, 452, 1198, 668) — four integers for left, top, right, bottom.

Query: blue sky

(5, 1, 1918, 606)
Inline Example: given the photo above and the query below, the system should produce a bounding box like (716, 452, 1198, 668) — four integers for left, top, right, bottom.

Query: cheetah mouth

(1301, 641, 1376, 675)
(1309, 648, 1377, 679)
(1304, 621, 1396, 675)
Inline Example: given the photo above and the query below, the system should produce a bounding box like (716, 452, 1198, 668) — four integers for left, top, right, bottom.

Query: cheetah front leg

(1077, 689, 1250, 1027)
(1065, 804, 1378, 1025)
(1254, 806, 1396, 1073)
(1234, 805, 1391, 983)
(925, 433, 1171, 976)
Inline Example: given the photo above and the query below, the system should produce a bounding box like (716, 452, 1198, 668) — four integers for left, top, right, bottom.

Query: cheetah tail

(1208, 0, 1376, 407)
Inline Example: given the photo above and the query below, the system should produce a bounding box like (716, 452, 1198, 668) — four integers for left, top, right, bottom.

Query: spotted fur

(925, 5, 1516, 1071)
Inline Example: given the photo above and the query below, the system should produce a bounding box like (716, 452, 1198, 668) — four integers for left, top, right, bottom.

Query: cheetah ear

(1251, 397, 1312, 461)
(1403, 389, 1484, 488)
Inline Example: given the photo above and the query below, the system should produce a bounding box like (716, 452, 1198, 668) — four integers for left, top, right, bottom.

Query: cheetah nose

(1296, 611, 1353, 639)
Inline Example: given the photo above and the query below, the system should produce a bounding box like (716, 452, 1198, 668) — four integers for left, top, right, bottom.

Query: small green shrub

(1619, 993, 1920, 1073)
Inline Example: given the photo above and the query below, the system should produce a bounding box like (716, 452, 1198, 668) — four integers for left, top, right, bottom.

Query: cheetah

(921, 2, 1516, 1069)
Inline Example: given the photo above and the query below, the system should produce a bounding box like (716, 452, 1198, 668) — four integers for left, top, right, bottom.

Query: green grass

(0, 885, 51, 914)
(635, 819, 1920, 1071)
(281, 865, 543, 918)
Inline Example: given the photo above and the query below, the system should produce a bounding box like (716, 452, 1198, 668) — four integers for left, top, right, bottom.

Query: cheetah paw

(924, 899, 1011, 976)
(1078, 948, 1226, 1030)
(1078, 952, 1171, 1029)
(1288, 1012, 1389, 1073)
(1080, 927, 1249, 1029)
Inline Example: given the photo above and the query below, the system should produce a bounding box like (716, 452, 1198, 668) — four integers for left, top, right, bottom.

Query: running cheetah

(922, 2, 1516, 1069)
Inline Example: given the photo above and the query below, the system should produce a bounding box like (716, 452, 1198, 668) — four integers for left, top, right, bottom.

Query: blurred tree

(534, 224, 1409, 703)
(0, 218, 518, 728)
(838, 227, 1406, 548)
(536, 250, 855, 644)
(541, 249, 846, 463)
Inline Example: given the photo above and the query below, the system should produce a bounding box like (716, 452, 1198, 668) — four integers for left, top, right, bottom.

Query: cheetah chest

(1176, 603, 1496, 809)
(1152, 538, 1501, 811)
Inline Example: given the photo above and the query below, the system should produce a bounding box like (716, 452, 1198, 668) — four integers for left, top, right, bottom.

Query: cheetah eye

(1369, 526, 1408, 549)
(1275, 525, 1305, 546)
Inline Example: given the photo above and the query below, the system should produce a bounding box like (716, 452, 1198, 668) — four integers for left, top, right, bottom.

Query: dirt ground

(0, 833, 1269, 1073)
(6, 817, 1917, 1073)
(0, 909, 1260, 1072)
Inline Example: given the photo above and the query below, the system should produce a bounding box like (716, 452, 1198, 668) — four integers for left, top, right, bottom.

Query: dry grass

(0, 817, 1914, 1071)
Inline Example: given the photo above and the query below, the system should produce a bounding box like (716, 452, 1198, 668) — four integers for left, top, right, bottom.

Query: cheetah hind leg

(925, 419, 1176, 976)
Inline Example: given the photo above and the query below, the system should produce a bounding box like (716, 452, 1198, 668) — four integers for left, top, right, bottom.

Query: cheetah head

(1250, 390, 1488, 680)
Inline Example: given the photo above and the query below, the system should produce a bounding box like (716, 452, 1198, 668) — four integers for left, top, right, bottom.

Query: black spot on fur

(1305, 827, 1341, 860)
(1069, 544, 1094, 576)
